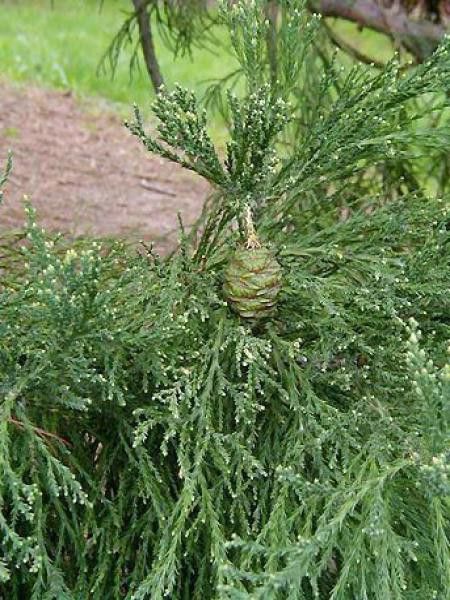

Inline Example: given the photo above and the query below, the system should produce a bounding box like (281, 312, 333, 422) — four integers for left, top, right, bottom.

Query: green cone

(223, 245, 282, 319)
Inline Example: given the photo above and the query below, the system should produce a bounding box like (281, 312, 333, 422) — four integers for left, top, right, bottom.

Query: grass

(0, 1, 396, 145)
(0, 0, 236, 142)
(0, 0, 238, 101)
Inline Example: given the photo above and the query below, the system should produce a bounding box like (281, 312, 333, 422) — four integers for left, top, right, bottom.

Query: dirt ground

(0, 81, 209, 252)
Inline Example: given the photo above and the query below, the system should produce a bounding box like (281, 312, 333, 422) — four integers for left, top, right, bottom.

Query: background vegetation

(0, 0, 396, 143)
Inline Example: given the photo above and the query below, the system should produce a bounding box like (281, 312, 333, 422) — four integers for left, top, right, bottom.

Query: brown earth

(0, 81, 209, 253)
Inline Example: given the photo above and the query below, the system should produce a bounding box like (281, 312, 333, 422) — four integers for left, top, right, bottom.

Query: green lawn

(0, 0, 239, 100)
(0, 1, 395, 144)
(0, 0, 236, 141)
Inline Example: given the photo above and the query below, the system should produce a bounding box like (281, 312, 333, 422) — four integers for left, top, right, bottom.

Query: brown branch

(312, 0, 445, 60)
(9, 417, 72, 448)
(131, 0, 165, 93)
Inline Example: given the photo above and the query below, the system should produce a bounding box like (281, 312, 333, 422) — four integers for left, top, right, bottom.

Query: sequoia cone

(223, 244, 282, 319)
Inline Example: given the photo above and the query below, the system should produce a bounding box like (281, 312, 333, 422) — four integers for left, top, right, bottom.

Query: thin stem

(132, 0, 165, 93)
(9, 417, 72, 448)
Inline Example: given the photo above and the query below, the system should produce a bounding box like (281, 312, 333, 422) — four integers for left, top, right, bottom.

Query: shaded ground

(0, 81, 209, 252)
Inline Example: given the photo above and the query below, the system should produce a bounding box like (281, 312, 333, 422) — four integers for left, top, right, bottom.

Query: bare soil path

(0, 81, 209, 252)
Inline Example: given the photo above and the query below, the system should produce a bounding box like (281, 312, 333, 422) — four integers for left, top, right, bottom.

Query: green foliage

(129, 0, 450, 218)
(1, 187, 449, 600)
(1, 1, 450, 598)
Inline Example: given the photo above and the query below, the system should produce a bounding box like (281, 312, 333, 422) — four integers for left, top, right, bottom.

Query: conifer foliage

(1, 1, 450, 598)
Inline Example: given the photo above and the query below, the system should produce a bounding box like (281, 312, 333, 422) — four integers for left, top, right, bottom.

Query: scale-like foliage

(1, 2, 450, 598)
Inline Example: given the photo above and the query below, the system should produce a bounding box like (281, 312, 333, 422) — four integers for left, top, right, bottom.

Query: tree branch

(312, 0, 445, 60)
(132, 0, 165, 93)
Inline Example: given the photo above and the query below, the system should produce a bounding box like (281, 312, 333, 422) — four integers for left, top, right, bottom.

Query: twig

(139, 180, 176, 196)
(9, 417, 72, 448)
(322, 21, 387, 68)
